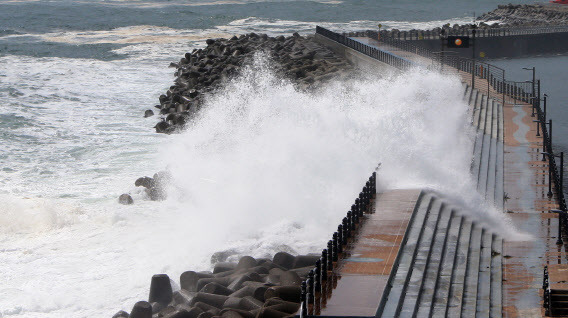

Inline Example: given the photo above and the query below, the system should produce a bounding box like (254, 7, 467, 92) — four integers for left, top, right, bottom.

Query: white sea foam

(3, 16, 475, 51)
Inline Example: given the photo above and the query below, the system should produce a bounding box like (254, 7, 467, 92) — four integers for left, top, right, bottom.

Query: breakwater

(149, 34, 352, 134)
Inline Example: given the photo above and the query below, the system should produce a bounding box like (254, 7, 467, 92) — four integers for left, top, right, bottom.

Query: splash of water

(161, 52, 522, 258)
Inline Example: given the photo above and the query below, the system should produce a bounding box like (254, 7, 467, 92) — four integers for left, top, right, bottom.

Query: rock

(149, 274, 173, 305)
(255, 307, 289, 318)
(173, 289, 196, 305)
(229, 286, 254, 298)
(190, 292, 230, 308)
(264, 285, 301, 303)
(144, 109, 154, 117)
(197, 311, 215, 318)
(236, 256, 257, 270)
(221, 309, 255, 318)
(291, 255, 320, 269)
(264, 298, 301, 313)
(155, 120, 172, 133)
(118, 193, 133, 205)
(112, 310, 130, 318)
(202, 282, 234, 296)
(130, 301, 152, 318)
(147, 187, 166, 201)
(213, 262, 237, 274)
(272, 252, 295, 269)
(193, 301, 221, 315)
(197, 277, 233, 291)
(151, 302, 165, 314)
(135, 177, 154, 189)
(181, 271, 214, 292)
(278, 271, 302, 286)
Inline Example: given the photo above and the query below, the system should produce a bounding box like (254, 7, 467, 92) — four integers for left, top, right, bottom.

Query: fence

(299, 171, 376, 317)
(369, 24, 568, 41)
(315, 26, 412, 70)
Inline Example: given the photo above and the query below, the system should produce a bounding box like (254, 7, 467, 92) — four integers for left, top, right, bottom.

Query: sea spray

(161, 53, 523, 262)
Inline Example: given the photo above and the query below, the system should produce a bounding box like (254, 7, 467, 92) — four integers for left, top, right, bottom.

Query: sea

(0, 0, 562, 317)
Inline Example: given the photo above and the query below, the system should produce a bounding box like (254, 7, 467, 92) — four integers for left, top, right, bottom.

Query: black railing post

(548, 159, 554, 198)
(561, 152, 564, 193)
(300, 281, 307, 318)
(544, 94, 548, 124)
(553, 209, 564, 245)
(307, 269, 314, 304)
(549, 119, 553, 153)
(315, 259, 322, 293)
(321, 249, 328, 281)
(534, 120, 540, 137)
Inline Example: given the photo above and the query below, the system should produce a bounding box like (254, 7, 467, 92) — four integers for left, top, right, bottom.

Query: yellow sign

(480, 51, 486, 58)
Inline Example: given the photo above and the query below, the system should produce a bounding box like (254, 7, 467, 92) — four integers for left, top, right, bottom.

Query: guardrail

(366, 24, 568, 41)
(315, 26, 412, 70)
(299, 171, 376, 317)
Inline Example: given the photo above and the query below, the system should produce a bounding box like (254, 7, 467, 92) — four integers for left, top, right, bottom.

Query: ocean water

(0, 0, 550, 317)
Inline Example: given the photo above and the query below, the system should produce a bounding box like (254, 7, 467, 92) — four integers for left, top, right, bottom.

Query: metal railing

(371, 24, 568, 41)
(316, 26, 412, 70)
(299, 171, 377, 317)
(544, 265, 551, 316)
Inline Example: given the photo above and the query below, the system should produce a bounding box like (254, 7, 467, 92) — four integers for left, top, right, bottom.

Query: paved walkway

(317, 189, 421, 316)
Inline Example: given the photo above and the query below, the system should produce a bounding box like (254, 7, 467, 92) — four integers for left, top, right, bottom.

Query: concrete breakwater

(478, 3, 568, 26)
(148, 33, 353, 134)
(111, 252, 316, 318)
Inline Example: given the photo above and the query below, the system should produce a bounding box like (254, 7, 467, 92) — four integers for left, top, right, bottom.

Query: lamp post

(523, 67, 536, 116)
(543, 94, 548, 123)
(522, 66, 536, 95)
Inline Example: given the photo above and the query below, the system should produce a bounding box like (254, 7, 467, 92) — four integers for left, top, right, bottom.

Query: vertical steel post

(549, 160, 553, 198)
(472, 24, 476, 90)
(559, 210, 563, 245)
(561, 152, 564, 193)
(549, 120, 553, 153)
(544, 95, 547, 123)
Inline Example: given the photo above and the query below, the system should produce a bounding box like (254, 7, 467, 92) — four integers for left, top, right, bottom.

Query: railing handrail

(373, 24, 568, 40)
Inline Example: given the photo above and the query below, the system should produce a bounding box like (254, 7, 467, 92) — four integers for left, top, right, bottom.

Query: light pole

(522, 66, 536, 95)
(523, 67, 536, 115)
